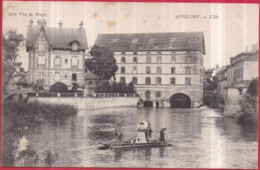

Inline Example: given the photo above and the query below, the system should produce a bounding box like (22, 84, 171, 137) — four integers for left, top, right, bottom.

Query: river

(26, 107, 257, 168)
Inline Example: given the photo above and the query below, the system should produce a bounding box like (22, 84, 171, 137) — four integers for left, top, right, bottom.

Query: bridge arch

(169, 93, 191, 108)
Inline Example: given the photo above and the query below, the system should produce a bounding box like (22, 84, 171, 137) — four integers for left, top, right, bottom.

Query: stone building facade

(94, 32, 205, 108)
(216, 46, 259, 116)
(26, 19, 88, 89)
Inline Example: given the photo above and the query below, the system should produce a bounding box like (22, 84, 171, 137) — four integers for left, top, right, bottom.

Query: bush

(247, 78, 258, 97)
(238, 94, 258, 128)
(71, 82, 79, 92)
(50, 82, 68, 93)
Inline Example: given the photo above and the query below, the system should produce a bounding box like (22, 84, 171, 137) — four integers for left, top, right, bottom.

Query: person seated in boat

(159, 128, 167, 143)
(145, 123, 153, 143)
(115, 132, 123, 143)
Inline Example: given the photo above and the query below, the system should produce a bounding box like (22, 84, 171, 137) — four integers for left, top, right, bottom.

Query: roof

(94, 32, 205, 54)
(245, 51, 259, 62)
(85, 72, 100, 80)
(26, 26, 88, 51)
(230, 50, 259, 66)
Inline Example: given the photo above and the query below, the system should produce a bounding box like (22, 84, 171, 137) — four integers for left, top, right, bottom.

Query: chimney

(59, 20, 63, 28)
(79, 21, 84, 30)
(251, 44, 258, 52)
(29, 19, 33, 26)
(37, 19, 42, 26)
(42, 19, 47, 27)
(37, 19, 47, 27)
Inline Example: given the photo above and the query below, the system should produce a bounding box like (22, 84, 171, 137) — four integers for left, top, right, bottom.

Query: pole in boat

(108, 133, 120, 150)
(165, 119, 168, 142)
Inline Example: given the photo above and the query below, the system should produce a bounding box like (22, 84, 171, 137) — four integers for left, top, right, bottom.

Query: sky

(3, 1, 259, 71)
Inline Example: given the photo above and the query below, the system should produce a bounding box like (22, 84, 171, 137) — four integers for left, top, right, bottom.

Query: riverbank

(1, 100, 77, 166)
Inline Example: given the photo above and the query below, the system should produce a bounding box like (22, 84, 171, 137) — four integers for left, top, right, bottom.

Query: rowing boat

(98, 141, 172, 150)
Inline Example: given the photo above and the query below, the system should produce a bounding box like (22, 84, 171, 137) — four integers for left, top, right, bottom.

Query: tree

(86, 45, 118, 80)
(203, 66, 219, 90)
(2, 30, 25, 94)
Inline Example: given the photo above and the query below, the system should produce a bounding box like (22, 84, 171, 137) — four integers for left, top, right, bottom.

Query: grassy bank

(1, 100, 77, 166)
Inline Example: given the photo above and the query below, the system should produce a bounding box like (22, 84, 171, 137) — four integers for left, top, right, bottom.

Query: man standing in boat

(115, 132, 123, 143)
(146, 124, 153, 143)
(159, 128, 167, 143)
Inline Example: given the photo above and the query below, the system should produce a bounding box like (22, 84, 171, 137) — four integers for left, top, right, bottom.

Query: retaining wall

(28, 96, 139, 109)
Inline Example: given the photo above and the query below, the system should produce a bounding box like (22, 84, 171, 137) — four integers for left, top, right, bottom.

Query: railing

(28, 92, 139, 98)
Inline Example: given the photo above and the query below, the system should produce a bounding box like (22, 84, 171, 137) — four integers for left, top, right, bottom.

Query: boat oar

(108, 133, 120, 150)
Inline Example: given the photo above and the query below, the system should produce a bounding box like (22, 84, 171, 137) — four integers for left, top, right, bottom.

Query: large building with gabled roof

(94, 32, 205, 108)
(26, 19, 88, 89)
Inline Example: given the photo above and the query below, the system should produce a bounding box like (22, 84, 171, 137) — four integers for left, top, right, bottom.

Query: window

(95, 81, 100, 86)
(146, 66, 151, 74)
(89, 81, 93, 86)
(133, 56, 138, 63)
(145, 91, 150, 98)
(72, 73, 77, 81)
(121, 67, 125, 73)
(37, 43, 46, 51)
(193, 56, 197, 63)
(186, 56, 192, 64)
(185, 77, 191, 85)
(121, 57, 126, 63)
(133, 77, 137, 84)
(38, 55, 46, 65)
(65, 74, 67, 79)
(146, 55, 151, 64)
(170, 78, 176, 85)
(193, 66, 197, 74)
(64, 58, 68, 64)
(54, 72, 60, 81)
(156, 67, 161, 74)
(38, 72, 45, 79)
(157, 56, 161, 63)
(171, 67, 175, 74)
(72, 42, 78, 51)
(171, 56, 176, 63)
(156, 77, 161, 84)
(72, 56, 78, 66)
(133, 66, 138, 74)
(54, 56, 61, 66)
(156, 91, 161, 97)
(146, 77, 151, 84)
(185, 67, 192, 74)
(120, 77, 125, 83)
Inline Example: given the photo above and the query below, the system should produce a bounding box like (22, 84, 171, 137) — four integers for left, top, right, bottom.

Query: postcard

(1, 1, 259, 169)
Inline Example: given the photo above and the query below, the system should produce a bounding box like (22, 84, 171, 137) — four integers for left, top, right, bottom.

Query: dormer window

(72, 42, 78, 51)
(36, 42, 46, 51)
(70, 40, 80, 51)
(132, 39, 138, 43)
(170, 38, 176, 42)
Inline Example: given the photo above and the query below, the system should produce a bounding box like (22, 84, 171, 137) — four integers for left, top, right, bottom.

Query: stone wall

(223, 87, 246, 117)
(28, 96, 139, 109)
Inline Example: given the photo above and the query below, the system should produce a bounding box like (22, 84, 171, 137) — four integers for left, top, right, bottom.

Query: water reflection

(215, 116, 257, 141)
(25, 107, 257, 169)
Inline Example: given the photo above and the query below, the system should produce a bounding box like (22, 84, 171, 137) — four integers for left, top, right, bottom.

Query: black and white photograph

(1, 1, 259, 168)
